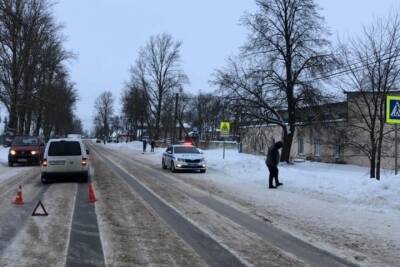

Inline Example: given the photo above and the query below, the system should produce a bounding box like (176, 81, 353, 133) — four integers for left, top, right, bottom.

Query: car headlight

(31, 150, 38, 155)
(10, 150, 16, 155)
(177, 158, 185, 162)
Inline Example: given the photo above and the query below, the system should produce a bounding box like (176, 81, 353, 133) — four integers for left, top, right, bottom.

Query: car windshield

(12, 137, 38, 146)
(174, 146, 200, 154)
(48, 141, 81, 156)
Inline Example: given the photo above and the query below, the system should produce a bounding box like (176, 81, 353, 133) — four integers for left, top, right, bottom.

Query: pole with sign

(220, 121, 230, 160)
(386, 95, 400, 174)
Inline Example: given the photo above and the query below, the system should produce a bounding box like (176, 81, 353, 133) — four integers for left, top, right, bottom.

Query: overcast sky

(50, 0, 400, 131)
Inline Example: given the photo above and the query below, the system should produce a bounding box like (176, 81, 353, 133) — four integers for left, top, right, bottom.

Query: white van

(41, 138, 89, 183)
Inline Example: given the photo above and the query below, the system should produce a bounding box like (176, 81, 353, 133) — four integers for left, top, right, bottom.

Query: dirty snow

(90, 153, 207, 267)
(0, 183, 76, 266)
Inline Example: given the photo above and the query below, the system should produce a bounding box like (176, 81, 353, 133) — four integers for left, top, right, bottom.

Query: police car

(162, 144, 206, 173)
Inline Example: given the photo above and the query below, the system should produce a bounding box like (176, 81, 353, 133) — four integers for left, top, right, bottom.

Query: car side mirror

(167, 151, 172, 154)
(86, 149, 90, 155)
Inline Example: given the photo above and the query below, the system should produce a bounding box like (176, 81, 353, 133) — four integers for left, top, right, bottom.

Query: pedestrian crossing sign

(220, 121, 230, 136)
(386, 95, 400, 124)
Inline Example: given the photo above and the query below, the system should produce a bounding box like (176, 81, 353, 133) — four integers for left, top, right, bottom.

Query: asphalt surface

(65, 179, 105, 267)
(92, 143, 358, 267)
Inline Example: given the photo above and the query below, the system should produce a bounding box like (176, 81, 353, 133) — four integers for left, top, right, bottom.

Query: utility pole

(173, 93, 179, 143)
(394, 124, 398, 175)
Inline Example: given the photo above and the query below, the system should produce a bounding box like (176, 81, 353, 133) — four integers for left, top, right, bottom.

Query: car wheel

(171, 161, 176, 172)
(8, 161, 13, 167)
(162, 159, 167, 169)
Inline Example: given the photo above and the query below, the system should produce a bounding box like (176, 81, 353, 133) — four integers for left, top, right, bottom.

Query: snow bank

(0, 146, 9, 165)
(100, 141, 400, 211)
(0, 146, 37, 184)
(204, 149, 400, 210)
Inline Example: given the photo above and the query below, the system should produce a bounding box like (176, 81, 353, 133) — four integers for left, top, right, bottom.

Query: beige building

(241, 92, 398, 169)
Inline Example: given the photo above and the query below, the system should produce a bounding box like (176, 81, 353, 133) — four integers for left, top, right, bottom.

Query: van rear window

(48, 141, 81, 156)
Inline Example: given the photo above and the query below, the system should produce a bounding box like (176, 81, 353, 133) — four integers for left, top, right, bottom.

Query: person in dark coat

(266, 141, 284, 189)
(142, 139, 147, 153)
(150, 140, 155, 152)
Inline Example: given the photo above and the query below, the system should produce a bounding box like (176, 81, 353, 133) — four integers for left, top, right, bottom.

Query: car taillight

(42, 159, 48, 167)
(81, 158, 87, 166)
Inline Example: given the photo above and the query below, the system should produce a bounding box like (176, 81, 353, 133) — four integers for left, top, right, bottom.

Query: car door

(47, 140, 82, 172)
(63, 141, 83, 172)
(47, 141, 68, 172)
(165, 146, 172, 167)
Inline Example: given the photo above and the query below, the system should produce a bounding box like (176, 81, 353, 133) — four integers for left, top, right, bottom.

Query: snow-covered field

(99, 141, 400, 266)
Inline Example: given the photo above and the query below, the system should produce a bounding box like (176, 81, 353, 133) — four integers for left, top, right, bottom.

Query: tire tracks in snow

(90, 152, 207, 266)
(90, 143, 248, 267)
(93, 143, 358, 267)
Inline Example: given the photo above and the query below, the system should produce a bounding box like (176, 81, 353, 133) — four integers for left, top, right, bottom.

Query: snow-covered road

(100, 141, 400, 267)
(1, 140, 397, 266)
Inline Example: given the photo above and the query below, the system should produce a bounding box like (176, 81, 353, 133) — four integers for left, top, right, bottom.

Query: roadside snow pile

(99, 141, 400, 210)
(206, 149, 400, 210)
(0, 146, 9, 165)
(0, 146, 22, 183)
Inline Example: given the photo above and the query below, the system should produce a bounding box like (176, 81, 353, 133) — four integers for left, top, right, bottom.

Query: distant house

(241, 92, 399, 169)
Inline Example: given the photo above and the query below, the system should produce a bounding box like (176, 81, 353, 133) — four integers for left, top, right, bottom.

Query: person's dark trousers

(151, 146, 154, 152)
(267, 165, 280, 187)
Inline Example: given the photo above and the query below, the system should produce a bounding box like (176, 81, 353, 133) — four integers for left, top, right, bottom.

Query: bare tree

(121, 84, 149, 141)
(192, 92, 227, 141)
(339, 13, 400, 180)
(216, 0, 332, 161)
(0, 0, 75, 139)
(94, 91, 114, 140)
(130, 33, 188, 139)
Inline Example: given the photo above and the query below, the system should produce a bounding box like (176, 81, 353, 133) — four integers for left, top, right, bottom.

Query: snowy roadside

(98, 141, 400, 266)
(0, 146, 8, 164)
(0, 147, 34, 184)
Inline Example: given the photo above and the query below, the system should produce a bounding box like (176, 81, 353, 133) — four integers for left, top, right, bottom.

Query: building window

(335, 144, 341, 158)
(314, 139, 320, 156)
(298, 136, 304, 155)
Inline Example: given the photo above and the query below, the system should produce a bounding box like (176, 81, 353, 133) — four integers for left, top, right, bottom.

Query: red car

(8, 136, 45, 166)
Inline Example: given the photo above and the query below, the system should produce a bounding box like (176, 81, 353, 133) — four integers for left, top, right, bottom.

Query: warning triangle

(32, 201, 48, 216)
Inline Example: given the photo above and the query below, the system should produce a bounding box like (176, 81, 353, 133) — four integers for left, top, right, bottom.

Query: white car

(162, 144, 206, 173)
(41, 138, 89, 183)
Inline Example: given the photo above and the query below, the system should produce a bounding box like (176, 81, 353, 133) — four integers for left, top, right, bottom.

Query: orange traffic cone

(88, 183, 97, 203)
(14, 185, 24, 205)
